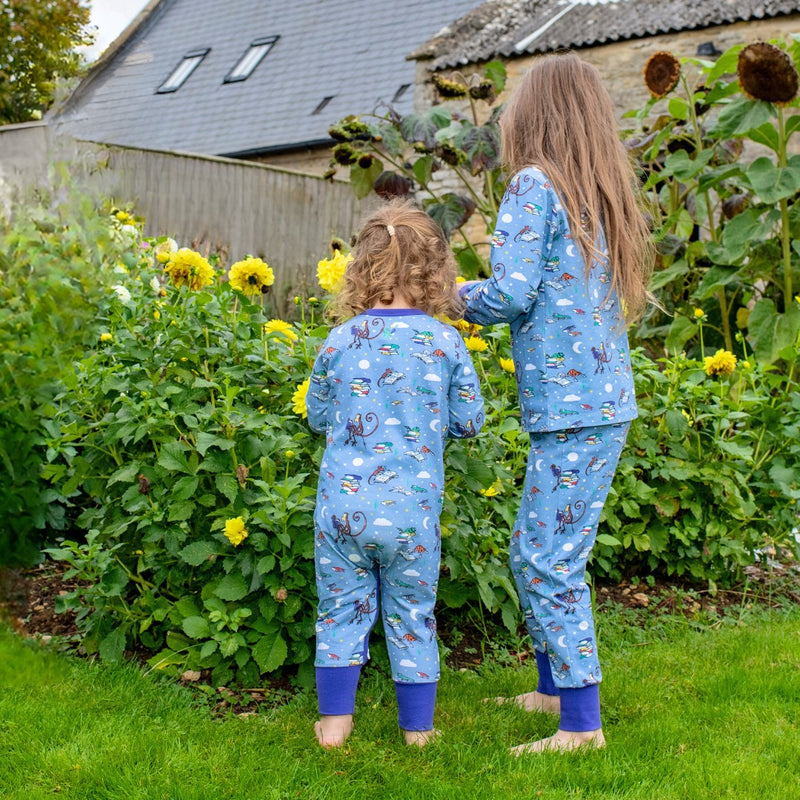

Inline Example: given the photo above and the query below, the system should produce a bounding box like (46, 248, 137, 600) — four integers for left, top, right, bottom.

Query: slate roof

(54, 0, 478, 158)
(411, 0, 800, 70)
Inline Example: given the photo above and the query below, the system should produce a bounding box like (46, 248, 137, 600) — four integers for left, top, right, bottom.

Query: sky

(85, 0, 152, 61)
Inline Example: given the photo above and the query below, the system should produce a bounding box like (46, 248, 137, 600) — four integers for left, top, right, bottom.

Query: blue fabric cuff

(559, 684, 601, 732)
(395, 681, 437, 731)
(535, 649, 559, 696)
(316, 665, 362, 716)
(458, 283, 472, 298)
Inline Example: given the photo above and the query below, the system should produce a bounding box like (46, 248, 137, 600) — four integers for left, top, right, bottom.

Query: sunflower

(643, 51, 681, 98)
(703, 349, 737, 377)
(164, 248, 215, 291)
(737, 42, 799, 105)
(263, 319, 298, 341)
(317, 251, 352, 293)
(464, 335, 488, 353)
(228, 257, 274, 296)
(432, 73, 469, 99)
(224, 517, 248, 547)
(292, 378, 310, 418)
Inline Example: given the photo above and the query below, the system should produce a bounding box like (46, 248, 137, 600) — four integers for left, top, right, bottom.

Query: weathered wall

(414, 14, 800, 250)
(0, 130, 370, 311)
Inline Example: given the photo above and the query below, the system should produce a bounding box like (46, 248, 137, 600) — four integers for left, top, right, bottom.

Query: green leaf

(595, 533, 621, 547)
(461, 124, 501, 174)
(744, 156, 800, 204)
(747, 121, 780, 152)
(215, 474, 239, 504)
(747, 299, 800, 364)
(179, 540, 217, 566)
(483, 60, 507, 93)
(157, 442, 193, 474)
(168, 500, 194, 522)
(99, 629, 126, 663)
(716, 97, 773, 137)
(412, 155, 434, 186)
(182, 615, 210, 639)
(664, 315, 697, 354)
(252, 631, 288, 673)
(399, 107, 451, 148)
(349, 157, 384, 199)
(172, 475, 200, 501)
(215, 574, 248, 602)
(196, 432, 235, 456)
(649, 258, 689, 291)
(424, 193, 476, 237)
(667, 97, 689, 121)
(107, 462, 140, 486)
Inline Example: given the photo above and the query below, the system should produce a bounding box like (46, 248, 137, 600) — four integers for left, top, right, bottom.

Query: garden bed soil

(2, 556, 798, 716)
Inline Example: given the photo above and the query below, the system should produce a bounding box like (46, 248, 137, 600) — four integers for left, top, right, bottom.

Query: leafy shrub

(0, 182, 134, 565)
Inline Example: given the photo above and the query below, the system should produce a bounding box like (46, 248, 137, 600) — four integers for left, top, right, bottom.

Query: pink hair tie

(387, 224, 395, 237)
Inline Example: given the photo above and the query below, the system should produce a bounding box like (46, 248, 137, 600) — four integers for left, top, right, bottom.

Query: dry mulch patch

(2, 555, 798, 716)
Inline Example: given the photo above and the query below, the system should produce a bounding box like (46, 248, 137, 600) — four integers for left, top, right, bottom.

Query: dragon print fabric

(307, 309, 483, 682)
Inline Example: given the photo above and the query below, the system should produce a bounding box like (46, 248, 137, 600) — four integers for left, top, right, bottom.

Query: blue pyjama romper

(461, 166, 638, 731)
(306, 308, 484, 730)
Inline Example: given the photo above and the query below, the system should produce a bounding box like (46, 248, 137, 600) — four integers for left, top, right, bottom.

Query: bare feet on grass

(314, 714, 354, 749)
(511, 728, 606, 755)
(487, 690, 560, 715)
(403, 728, 440, 747)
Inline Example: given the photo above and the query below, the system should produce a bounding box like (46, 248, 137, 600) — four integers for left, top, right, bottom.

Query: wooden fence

(0, 126, 371, 310)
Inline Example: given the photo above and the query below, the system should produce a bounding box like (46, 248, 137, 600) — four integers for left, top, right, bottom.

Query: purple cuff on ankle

(559, 684, 601, 732)
(316, 665, 361, 716)
(535, 649, 559, 696)
(395, 681, 437, 731)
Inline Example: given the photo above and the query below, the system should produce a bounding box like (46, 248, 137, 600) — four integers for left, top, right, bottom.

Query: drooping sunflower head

(737, 42, 799, 105)
(432, 72, 469, 99)
(643, 51, 681, 98)
(228, 257, 274, 295)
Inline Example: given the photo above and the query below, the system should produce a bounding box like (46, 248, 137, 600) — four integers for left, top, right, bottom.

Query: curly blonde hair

(328, 201, 464, 323)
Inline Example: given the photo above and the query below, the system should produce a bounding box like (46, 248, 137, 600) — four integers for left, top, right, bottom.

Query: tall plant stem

(685, 75, 733, 351)
(777, 106, 794, 307)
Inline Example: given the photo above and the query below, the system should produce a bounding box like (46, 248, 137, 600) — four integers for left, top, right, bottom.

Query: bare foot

(314, 714, 353, 749)
(511, 728, 606, 755)
(403, 728, 440, 747)
(487, 691, 560, 715)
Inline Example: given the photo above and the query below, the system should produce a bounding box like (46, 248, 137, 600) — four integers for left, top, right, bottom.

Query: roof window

(312, 96, 335, 115)
(225, 36, 279, 83)
(157, 49, 209, 93)
(392, 84, 411, 103)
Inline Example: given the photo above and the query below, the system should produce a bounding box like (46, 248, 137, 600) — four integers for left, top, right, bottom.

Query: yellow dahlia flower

(263, 319, 298, 341)
(464, 335, 488, 353)
(164, 249, 215, 291)
(693, 308, 705, 319)
(703, 349, 737, 377)
(100, 332, 113, 343)
(499, 357, 515, 373)
(480, 478, 503, 497)
(317, 251, 352, 293)
(229, 257, 274, 296)
(224, 517, 248, 547)
(293, 378, 310, 418)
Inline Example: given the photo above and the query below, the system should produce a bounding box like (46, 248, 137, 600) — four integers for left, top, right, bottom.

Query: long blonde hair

(329, 201, 463, 323)
(500, 53, 653, 323)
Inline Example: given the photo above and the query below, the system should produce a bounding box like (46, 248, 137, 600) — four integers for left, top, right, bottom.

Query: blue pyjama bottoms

(511, 422, 630, 690)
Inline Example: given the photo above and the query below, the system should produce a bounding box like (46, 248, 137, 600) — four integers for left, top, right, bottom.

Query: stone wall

(414, 14, 800, 251)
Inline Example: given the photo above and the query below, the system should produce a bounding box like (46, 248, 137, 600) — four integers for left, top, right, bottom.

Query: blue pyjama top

(306, 309, 485, 526)
(462, 166, 638, 432)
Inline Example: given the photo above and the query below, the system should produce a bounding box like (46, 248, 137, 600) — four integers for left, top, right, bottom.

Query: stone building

(411, 0, 800, 121)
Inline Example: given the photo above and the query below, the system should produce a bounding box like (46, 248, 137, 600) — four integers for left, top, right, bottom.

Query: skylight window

(157, 49, 209, 93)
(225, 36, 279, 83)
(311, 96, 335, 115)
(392, 84, 411, 103)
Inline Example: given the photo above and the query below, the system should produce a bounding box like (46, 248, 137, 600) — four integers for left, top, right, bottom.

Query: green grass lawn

(1, 605, 799, 800)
